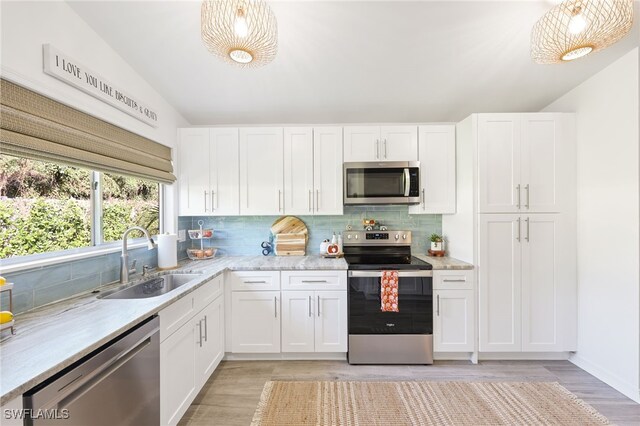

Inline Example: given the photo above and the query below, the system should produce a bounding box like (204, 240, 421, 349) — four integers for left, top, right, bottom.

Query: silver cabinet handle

(211, 191, 215, 211)
(525, 217, 530, 242)
(375, 139, 379, 159)
(197, 320, 203, 347)
(274, 296, 278, 318)
(525, 184, 530, 209)
(436, 295, 440, 316)
(204, 190, 208, 212)
(517, 217, 521, 242)
(203, 315, 208, 342)
(244, 280, 267, 284)
(317, 295, 321, 317)
(308, 190, 312, 212)
(302, 280, 328, 283)
(516, 184, 521, 209)
(422, 189, 426, 210)
(316, 190, 320, 212)
(278, 190, 282, 212)
(384, 139, 388, 159)
(443, 279, 466, 283)
(308, 295, 312, 317)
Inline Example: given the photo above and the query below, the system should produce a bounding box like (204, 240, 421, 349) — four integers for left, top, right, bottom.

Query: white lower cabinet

(281, 290, 348, 353)
(231, 291, 281, 353)
(160, 276, 225, 426)
(433, 270, 475, 353)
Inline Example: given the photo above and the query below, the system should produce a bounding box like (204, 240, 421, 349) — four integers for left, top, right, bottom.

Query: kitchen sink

(98, 273, 202, 300)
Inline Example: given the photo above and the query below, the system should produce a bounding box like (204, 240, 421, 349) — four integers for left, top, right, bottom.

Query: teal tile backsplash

(179, 206, 441, 258)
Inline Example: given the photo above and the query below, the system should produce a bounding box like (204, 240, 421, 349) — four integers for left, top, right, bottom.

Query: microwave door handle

(404, 168, 410, 197)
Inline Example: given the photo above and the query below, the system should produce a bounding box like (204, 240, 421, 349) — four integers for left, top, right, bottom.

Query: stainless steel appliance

(344, 230, 433, 364)
(343, 161, 420, 205)
(24, 317, 160, 426)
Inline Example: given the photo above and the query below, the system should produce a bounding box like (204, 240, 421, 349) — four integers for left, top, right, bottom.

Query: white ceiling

(67, 0, 640, 125)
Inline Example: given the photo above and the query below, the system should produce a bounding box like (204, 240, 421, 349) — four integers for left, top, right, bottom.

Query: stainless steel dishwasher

(24, 316, 160, 426)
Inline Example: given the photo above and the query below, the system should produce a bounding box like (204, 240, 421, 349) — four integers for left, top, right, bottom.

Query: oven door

(348, 270, 433, 335)
(343, 162, 420, 205)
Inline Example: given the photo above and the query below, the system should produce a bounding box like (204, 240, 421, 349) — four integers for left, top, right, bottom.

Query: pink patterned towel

(381, 270, 399, 312)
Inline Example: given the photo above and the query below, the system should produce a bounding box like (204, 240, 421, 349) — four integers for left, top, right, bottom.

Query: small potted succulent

(430, 233, 445, 253)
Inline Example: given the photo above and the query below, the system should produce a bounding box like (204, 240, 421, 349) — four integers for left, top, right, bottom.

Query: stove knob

(354, 234, 359, 240)
(395, 234, 399, 240)
(402, 234, 407, 240)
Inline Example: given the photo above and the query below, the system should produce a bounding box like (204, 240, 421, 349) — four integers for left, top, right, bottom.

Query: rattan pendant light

(531, 0, 634, 64)
(201, 0, 278, 67)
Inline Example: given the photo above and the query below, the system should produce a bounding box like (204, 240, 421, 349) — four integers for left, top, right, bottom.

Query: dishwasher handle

(57, 337, 152, 410)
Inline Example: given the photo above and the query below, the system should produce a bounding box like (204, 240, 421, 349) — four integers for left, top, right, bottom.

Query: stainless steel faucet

(120, 226, 156, 284)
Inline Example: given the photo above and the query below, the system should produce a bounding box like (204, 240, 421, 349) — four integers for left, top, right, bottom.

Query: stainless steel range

(344, 230, 433, 365)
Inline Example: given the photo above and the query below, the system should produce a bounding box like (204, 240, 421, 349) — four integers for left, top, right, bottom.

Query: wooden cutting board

(271, 216, 308, 256)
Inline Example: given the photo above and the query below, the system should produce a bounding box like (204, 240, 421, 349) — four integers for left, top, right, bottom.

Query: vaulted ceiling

(68, 1, 640, 125)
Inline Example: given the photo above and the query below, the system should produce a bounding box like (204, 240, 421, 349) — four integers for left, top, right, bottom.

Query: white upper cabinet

(178, 128, 239, 216)
(239, 127, 284, 215)
(344, 125, 417, 162)
(178, 128, 211, 216)
(380, 126, 418, 161)
(478, 113, 570, 214)
(313, 127, 343, 215)
(210, 128, 240, 215)
(284, 127, 314, 215)
(409, 125, 456, 214)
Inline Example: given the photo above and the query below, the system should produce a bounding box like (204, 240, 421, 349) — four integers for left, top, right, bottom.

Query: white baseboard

(570, 354, 640, 404)
(434, 352, 475, 362)
(479, 352, 571, 360)
(224, 352, 347, 361)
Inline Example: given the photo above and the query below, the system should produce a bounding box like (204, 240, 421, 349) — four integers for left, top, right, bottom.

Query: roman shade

(0, 79, 175, 183)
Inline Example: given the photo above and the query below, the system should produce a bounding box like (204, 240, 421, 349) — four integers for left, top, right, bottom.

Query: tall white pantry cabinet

(443, 113, 577, 356)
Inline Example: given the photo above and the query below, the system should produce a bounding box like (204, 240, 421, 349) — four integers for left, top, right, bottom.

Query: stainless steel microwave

(343, 161, 420, 205)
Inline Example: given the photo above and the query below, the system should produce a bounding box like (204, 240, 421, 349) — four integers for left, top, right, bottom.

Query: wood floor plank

(178, 360, 640, 425)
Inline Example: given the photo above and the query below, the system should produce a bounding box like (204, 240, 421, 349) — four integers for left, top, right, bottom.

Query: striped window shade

(0, 79, 175, 183)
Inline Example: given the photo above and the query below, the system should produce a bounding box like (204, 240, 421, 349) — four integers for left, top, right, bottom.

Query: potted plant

(430, 233, 445, 252)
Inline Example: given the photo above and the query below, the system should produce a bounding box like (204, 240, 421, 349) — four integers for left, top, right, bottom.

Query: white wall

(544, 48, 640, 403)
(0, 1, 189, 232)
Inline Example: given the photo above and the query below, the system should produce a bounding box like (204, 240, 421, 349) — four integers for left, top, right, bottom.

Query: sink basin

(99, 274, 202, 300)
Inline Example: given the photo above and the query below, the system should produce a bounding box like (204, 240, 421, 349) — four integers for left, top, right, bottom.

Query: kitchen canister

(157, 233, 178, 269)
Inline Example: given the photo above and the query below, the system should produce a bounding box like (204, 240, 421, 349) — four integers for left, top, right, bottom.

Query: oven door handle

(348, 270, 433, 278)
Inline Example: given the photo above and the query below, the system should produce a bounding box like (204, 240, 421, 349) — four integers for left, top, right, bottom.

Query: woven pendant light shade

(531, 0, 634, 64)
(201, 0, 278, 67)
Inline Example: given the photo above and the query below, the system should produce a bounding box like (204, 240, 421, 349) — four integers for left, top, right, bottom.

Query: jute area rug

(251, 381, 610, 425)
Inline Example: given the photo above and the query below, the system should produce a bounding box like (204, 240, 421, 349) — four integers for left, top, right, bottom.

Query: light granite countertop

(415, 255, 474, 270)
(0, 255, 347, 405)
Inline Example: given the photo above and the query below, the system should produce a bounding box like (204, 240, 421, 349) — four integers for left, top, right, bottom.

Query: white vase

(431, 241, 444, 251)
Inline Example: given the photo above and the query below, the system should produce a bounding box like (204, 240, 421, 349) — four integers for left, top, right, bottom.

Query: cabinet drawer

(160, 293, 195, 342)
(281, 270, 347, 291)
(194, 274, 223, 312)
(228, 271, 280, 291)
(434, 270, 474, 290)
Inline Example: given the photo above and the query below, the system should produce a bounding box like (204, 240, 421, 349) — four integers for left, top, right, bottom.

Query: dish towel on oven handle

(381, 270, 399, 312)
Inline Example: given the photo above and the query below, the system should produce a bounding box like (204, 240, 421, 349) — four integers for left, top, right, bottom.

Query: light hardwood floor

(179, 360, 640, 425)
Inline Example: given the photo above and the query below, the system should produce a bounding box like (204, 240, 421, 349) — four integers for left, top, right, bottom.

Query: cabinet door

(313, 127, 344, 215)
(178, 128, 210, 216)
(161, 320, 198, 425)
(410, 125, 456, 214)
(478, 115, 521, 213)
(314, 291, 348, 352)
(281, 291, 315, 352)
(343, 126, 380, 161)
(521, 114, 563, 213)
(239, 128, 284, 215)
(380, 125, 418, 161)
(479, 214, 522, 352)
(231, 291, 280, 353)
(521, 214, 564, 352)
(196, 295, 225, 387)
(434, 289, 474, 352)
(210, 128, 240, 215)
(284, 127, 314, 215)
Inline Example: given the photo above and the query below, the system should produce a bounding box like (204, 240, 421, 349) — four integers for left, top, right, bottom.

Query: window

(0, 154, 160, 260)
